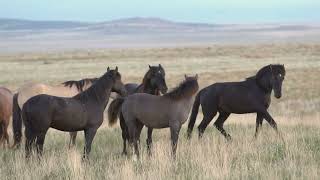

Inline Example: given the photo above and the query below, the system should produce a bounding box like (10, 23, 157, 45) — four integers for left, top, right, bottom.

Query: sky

(0, 0, 319, 23)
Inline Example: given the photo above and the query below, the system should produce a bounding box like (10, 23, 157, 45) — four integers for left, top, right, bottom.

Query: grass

(0, 43, 319, 179)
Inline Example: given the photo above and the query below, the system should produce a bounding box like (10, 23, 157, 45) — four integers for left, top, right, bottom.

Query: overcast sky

(0, 0, 319, 23)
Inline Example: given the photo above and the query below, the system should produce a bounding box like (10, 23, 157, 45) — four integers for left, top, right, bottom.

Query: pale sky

(0, 0, 319, 23)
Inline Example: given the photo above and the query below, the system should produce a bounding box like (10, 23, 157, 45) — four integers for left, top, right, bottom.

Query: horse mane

(75, 70, 119, 104)
(246, 64, 286, 81)
(164, 78, 198, 100)
(62, 78, 98, 92)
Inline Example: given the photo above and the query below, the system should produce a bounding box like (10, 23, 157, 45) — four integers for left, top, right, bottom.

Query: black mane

(62, 78, 98, 92)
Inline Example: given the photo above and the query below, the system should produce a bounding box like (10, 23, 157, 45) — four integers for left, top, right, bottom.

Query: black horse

(21, 67, 126, 158)
(108, 64, 168, 155)
(187, 64, 286, 140)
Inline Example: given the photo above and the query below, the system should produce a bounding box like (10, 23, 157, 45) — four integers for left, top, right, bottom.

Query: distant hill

(0, 18, 89, 30)
(0, 17, 319, 53)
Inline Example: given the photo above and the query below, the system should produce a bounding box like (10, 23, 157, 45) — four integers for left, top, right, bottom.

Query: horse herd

(0, 64, 286, 159)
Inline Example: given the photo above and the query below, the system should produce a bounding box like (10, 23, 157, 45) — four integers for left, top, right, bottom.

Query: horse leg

(127, 120, 140, 158)
(213, 112, 231, 141)
(0, 121, 4, 147)
(146, 128, 153, 156)
(68, 132, 77, 149)
(36, 130, 48, 157)
(170, 124, 181, 158)
(25, 127, 36, 158)
(254, 113, 263, 138)
(198, 107, 217, 138)
(3, 120, 10, 147)
(82, 128, 97, 160)
(120, 113, 128, 155)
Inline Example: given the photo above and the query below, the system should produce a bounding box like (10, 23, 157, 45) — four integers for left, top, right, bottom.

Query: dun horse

(108, 64, 168, 155)
(0, 87, 13, 146)
(12, 78, 98, 148)
(22, 67, 126, 158)
(109, 75, 199, 157)
(187, 64, 286, 140)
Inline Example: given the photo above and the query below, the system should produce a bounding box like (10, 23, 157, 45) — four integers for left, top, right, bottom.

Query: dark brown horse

(108, 64, 167, 155)
(0, 87, 13, 147)
(22, 67, 126, 158)
(187, 64, 286, 140)
(12, 78, 98, 148)
(109, 75, 199, 158)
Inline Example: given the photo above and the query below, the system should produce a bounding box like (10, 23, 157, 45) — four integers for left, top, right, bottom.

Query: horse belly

(51, 107, 87, 132)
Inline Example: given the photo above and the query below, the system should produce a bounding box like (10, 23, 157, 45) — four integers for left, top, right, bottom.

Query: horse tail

(108, 98, 125, 126)
(11, 93, 22, 148)
(187, 91, 201, 139)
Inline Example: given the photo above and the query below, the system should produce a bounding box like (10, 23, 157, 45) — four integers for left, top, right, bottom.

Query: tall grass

(0, 43, 319, 179)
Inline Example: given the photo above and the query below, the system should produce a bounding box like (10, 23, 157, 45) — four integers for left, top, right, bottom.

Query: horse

(21, 67, 126, 159)
(108, 64, 168, 155)
(11, 78, 98, 148)
(111, 75, 199, 158)
(187, 64, 286, 140)
(0, 87, 13, 147)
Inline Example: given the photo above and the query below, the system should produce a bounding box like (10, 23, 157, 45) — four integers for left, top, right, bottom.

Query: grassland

(0, 43, 319, 179)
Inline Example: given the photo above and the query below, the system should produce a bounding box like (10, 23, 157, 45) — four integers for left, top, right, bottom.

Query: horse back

(23, 94, 88, 131)
(202, 81, 270, 113)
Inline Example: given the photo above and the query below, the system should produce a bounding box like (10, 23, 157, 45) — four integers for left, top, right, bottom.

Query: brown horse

(0, 87, 13, 147)
(22, 67, 126, 159)
(12, 78, 97, 148)
(109, 75, 199, 158)
(108, 64, 167, 155)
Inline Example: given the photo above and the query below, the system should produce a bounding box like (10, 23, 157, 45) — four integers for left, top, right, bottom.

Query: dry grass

(0, 43, 319, 179)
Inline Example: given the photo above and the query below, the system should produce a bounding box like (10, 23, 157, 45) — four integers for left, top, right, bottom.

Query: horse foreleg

(146, 128, 153, 156)
(262, 111, 284, 142)
(83, 128, 97, 160)
(254, 113, 263, 139)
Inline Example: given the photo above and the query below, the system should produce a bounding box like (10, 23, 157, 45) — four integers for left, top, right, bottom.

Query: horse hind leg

(0, 121, 4, 146)
(213, 112, 231, 141)
(120, 112, 128, 155)
(25, 126, 36, 158)
(68, 132, 77, 149)
(36, 130, 48, 158)
(146, 128, 153, 156)
(198, 106, 217, 138)
(3, 120, 10, 147)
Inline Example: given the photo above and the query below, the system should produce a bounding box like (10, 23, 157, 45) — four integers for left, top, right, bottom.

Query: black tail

(107, 98, 125, 126)
(187, 91, 201, 139)
(12, 93, 22, 148)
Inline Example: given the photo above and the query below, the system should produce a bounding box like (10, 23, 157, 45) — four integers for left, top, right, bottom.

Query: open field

(0, 43, 319, 179)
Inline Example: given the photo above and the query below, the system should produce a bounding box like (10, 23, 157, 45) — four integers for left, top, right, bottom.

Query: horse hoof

(122, 151, 128, 156)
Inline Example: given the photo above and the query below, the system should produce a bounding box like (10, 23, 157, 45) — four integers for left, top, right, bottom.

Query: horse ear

(149, 65, 151, 69)
(195, 74, 198, 80)
(159, 64, 162, 68)
(107, 67, 110, 71)
(115, 66, 118, 72)
(184, 74, 187, 79)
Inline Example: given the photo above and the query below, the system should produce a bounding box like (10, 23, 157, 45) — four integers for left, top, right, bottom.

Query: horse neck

(137, 79, 158, 95)
(255, 74, 272, 94)
(76, 77, 113, 107)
